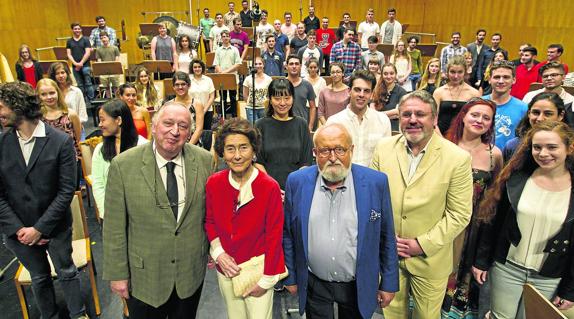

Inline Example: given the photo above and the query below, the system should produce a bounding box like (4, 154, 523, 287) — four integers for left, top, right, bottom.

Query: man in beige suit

(103, 102, 213, 318)
(371, 90, 473, 319)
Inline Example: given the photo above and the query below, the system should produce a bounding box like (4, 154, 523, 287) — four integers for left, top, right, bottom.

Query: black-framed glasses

(315, 147, 348, 158)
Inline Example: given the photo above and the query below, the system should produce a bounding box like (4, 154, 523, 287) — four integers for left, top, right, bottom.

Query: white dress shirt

(154, 146, 186, 222)
(17, 121, 46, 165)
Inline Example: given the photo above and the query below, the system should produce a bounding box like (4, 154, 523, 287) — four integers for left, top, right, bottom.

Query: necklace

(447, 84, 463, 108)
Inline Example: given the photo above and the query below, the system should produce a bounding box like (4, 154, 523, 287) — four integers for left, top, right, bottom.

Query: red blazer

(205, 169, 285, 276)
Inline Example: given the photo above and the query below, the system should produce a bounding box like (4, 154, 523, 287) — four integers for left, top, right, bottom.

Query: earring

(252, 155, 257, 162)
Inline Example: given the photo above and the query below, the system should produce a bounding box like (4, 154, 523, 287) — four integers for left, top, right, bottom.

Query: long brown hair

(371, 63, 397, 111)
(477, 121, 574, 223)
(17, 44, 36, 65)
(418, 58, 441, 91)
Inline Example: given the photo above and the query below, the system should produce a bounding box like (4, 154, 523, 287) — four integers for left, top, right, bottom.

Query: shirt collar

(17, 120, 46, 143)
(404, 134, 433, 156)
(153, 142, 184, 169)
(228, 167, 259, 208)
(346, 105, 371, 120)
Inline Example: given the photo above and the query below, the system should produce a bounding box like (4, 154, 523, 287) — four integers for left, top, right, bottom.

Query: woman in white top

(48, 61, 88, 125)
(134, 66, 161, 111)
(176, 35, 198, 74)
(169, 71, 205, 145)
(389, 39, 412, 92)
(243, 56, 272, 123)
(305, 58, 326, 111)
(474, 121, 574, 318)
(92, 100, 148, 219)
(189, 59, 215, 131)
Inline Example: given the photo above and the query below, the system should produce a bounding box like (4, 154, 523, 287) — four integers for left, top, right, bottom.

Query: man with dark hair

(361, 35, 385, 71)
(524, 62, 574, 106)
(303, 6, 320, 33)
(466, 29, 489, 84)
(230, 18, 249, 60)
(287, 55, 317, 131)
(440, 32, 467, 76)
(239, 0, 252, 27)
(484, 61, 528, 149)
(327, 70, 391, 166)
(273, 19, 291, 58)
(67, 23, 95, 104)
(90, 15, 117, 47)
(380, 8, 402, 45)
(96, 31, 121, 98)
(298, 30, 323, 78)
(0, 82, 87, 319)
(511, 46, 539, 99)
(336, 12, 353, 42)
(476, 33, 508, 85)
(281, 12, 297, 40)
(316, 17, 336, 74)
(255, 10, 274, 49)
(330, 28, 362, 80)
(209, 13, 230, 52)
(262, 35, 284, 76)
(511, 43, 539, 66)
(534, 44, 570, 80)
(284, 122, 398, 318)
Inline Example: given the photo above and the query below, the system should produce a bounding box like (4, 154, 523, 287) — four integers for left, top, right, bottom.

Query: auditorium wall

(1, 0, 572, 76)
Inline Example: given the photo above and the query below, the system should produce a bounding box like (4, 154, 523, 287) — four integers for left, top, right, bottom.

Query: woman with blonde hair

(390, 39, 412, 92)
(15, 44, 43, 88)
(417, 58, 441, 94)
(36, 78, 82, 187)
(134, 66, 160, 111)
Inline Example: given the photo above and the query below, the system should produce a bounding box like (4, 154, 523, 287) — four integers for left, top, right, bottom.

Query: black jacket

(0, 124, 77, 238)
(15, 60, 44, 84)
(475, 170, 574, 300)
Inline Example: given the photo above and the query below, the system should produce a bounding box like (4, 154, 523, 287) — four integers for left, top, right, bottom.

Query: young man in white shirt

(209, 13, 230, 52)
(357, 8, 379, 50)
(379, 8, 402, 45)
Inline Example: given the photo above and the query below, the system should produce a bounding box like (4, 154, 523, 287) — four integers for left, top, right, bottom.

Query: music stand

(141, 60, 172, 80)
(82, 25, 98, 37)
(243, 27, 254, 39)
(53, 47, 68, 61)
(377, 44, 395, 60)
(402, 24, 410, 34)
(418, 44, 438, 57)
(206, 73, 237, 119)
(39, 60, 68, 75)
(163, 78, 175, 97)
(245, 47, 261, 61)
(139, 23, 162, 37)
(238, 61, 249, 76)
(92, 62, 124, 98)
(206, 52, 216, 67)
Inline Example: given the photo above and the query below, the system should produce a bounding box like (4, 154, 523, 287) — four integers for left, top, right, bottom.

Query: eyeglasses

(400, 111, 431, 119)
(542, 73, 563, 79)
(174, 83, 189, 88)
(316, 147, 348, 158)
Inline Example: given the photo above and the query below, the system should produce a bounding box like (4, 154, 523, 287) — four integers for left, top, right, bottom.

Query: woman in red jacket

(205, 118, 285, 319)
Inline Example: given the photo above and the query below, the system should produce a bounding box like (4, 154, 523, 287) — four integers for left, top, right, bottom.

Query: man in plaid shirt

(330, 28, 362, 81)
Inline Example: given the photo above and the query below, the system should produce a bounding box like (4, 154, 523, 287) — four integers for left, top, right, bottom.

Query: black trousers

(127, 284, 203, 319)
(221, 90, 237, 118)
(306, 272, 362, 319)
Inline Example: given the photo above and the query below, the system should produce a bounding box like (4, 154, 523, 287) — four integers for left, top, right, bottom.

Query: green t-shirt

(96, 45, 120, 62)
(408, 49, 423, 74)
(200, 18, 215, 38)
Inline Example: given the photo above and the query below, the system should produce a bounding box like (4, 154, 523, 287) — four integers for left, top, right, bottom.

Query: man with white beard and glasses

(283, 123, 399, 319)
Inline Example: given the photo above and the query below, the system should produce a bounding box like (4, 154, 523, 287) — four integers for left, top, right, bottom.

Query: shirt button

(565, 240, 570, 244)
(402, 216, 407, 220)
(554, 240, 559, 244)
(333, 272, 337, 275)
(332, 219, 335, 223)
(332, 238, 335, 241)
(551, 248, 556, 253)
(171, 259, 175, 263)
(331, 257, 335, 261)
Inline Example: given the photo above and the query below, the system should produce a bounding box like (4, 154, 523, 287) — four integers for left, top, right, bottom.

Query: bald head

(313, 123, 353, 147)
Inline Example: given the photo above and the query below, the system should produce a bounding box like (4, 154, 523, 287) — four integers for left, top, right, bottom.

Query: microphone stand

(249, 1, 262, 125)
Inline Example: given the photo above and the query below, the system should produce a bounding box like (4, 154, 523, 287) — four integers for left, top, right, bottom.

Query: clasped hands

(16, 227, 48, 246)
(217, 253, 266, 298)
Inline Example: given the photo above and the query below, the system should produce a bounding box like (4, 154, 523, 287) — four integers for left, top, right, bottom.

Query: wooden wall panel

(1, 0, 573, 77)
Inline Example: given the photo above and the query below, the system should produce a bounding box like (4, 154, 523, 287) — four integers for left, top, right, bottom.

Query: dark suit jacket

(0, 123, 76, 237)
(283, 164, 399, 318)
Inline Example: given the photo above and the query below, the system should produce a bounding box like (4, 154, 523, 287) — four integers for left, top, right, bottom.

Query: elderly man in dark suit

(103, 102, 213, 318)
(0, 81, 87, 319)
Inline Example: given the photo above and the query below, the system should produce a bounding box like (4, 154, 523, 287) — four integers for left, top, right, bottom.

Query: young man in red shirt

(316, 17, 336, 75)
(511, 46, 539, 99)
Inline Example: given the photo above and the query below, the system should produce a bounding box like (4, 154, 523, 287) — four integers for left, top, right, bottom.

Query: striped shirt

(329, 40, 362, 76)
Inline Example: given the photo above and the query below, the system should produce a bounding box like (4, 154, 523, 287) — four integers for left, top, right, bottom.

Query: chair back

(70, 191, 89, 241)
(79, 136, 103, 178)
(523, 283, 566, 319)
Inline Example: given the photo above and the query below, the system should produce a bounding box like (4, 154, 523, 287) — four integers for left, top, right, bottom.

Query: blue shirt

(262, 50, 284, 76)
(484, 95, 528, 150)
(275, 33, 290, 57)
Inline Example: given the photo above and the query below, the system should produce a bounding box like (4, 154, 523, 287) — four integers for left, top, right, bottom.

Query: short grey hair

(398, 90, 438, 117)
(153, 101, 193, 126)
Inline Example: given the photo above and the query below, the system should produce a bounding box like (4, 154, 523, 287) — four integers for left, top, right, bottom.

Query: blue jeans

(245, 107, 265, 123)
(5, 228, 86, 319)
(409, 73, 422, 91)
(72, 65, 95, 101)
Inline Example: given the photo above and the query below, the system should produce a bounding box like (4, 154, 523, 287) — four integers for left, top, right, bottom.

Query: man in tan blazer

(371, 90, 473, 319)
(103, 102, 213, 318)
